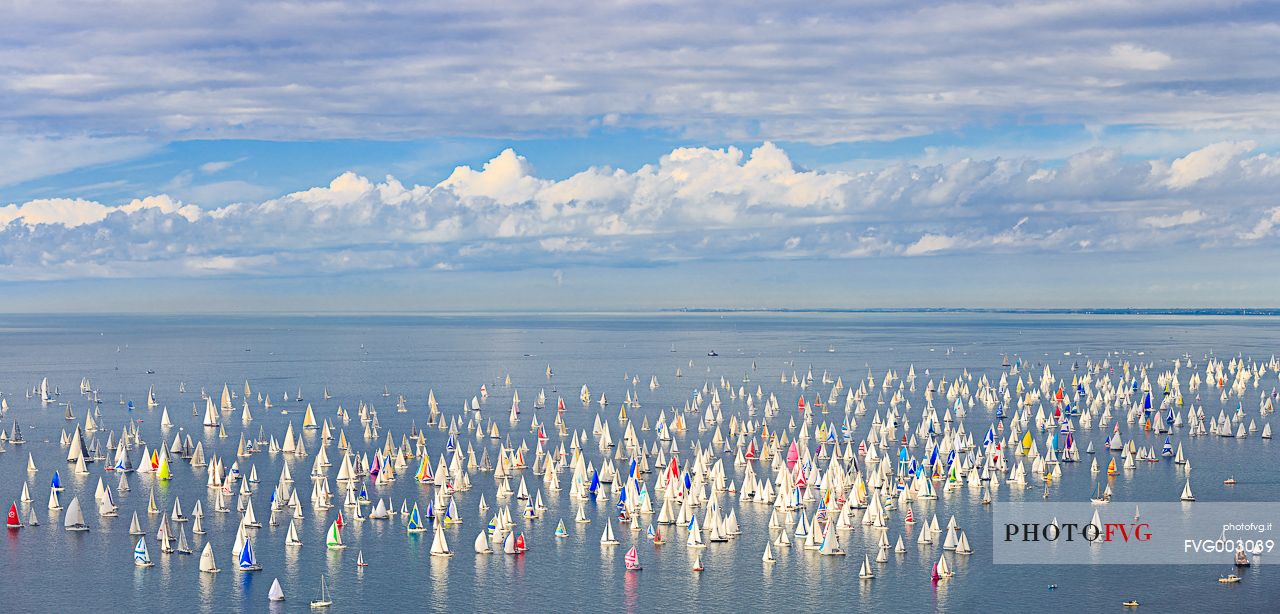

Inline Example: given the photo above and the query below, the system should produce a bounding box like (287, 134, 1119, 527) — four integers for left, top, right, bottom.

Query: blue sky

(3, 1, 1280, 311)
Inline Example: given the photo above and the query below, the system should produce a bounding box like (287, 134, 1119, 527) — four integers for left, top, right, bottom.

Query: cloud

(200, 158, 247, 174)
(1, 2, 1277, 145)
(0, 135, 158, 188)
(1, 140, 1279, 280)
(1241, 207, 1280, 241)
(1164, 140, 1256, 189)
(904, 233, 961, 256)
(0, 194, 199, 227)
(1142, 209, 1206, 228)
(1107, 43, 1172, 71)
(439, 148, 546, 206)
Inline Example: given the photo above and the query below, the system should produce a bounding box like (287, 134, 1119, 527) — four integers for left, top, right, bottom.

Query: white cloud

(1142, 209, 1206, 228)
(0, 2, 1276, 145)
(1165, 140, 1256, 189)
(1107, 43, 1172, 71)
(199, 158, 247, 174)
(439, 149, 546, 206)
(0, 135, 158, 188)
(904, 233, 961, 256)
(0, 198, 112, 227)
(0, 194, 198, 227)
(3, 141, 1280, 280)
(1241, 207, 1280, 241)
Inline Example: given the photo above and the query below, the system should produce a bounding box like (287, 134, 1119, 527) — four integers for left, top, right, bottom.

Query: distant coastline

(2, 307, 1280, 318)
(664, 307, 1280, 316)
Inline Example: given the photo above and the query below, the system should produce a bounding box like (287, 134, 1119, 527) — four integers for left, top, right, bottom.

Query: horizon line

(2, 307, 1280, 317)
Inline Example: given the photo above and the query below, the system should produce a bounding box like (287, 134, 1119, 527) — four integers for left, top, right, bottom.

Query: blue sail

(52, 471, 61, 489)
(239, 538, 255, 569)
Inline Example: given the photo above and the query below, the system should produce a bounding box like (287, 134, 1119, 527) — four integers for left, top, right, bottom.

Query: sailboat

(475, 531, 493, 553)
(200, 542, 220, 573)
(356, 550, 368, 567)
(310, 576, 333, 608)
(1090, 483, 1110, 504)
(691, 554, 704, 571)
(64, 496, 89, 531)
(176, 526, 193, 554)
(7, 502, 23, 528)
(238, 537, 262, 571)
(326, 520, 346, 549)
(624, 546, 642, 570)
(134, 537, 154, 567)
(269, 578, 286, 601)
(600, 519, 620, 546)
(286, 520, 303, 546)
(430, 523, 453, 557)
(859, 554, 875, 579)
(407, 503, 427, 533)
(1181, 479, 1196, 502)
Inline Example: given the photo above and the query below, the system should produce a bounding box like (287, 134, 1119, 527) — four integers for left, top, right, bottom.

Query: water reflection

(428, 551, 450, 610)
(623, 566, 639, 614)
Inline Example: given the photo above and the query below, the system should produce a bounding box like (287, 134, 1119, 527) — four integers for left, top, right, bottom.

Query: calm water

(0, 313, 1277, 612)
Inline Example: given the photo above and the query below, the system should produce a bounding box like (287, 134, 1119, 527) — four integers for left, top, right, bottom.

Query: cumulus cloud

(1165, 140, 1257, 189)
(0, 194, 199, 227)
(439, 149, 546, 206)
(1, 141, 1278, 280)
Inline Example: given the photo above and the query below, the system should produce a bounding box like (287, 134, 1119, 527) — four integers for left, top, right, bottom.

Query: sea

(0, 312, 1276, 612)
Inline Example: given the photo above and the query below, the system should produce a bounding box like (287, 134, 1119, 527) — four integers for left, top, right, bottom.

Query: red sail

(7, 503, 19, 527)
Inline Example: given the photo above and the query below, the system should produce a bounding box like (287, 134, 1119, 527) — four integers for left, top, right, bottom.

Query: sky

(3, 1, 1280, 312)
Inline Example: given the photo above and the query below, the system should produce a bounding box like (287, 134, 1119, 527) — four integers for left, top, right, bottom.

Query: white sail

(475, 530, 493, 553)
(268, 578, 286, 601)
(430, 522, 452, 556)
(200, 542, 220, 572)
(64, 496, 89, 531)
